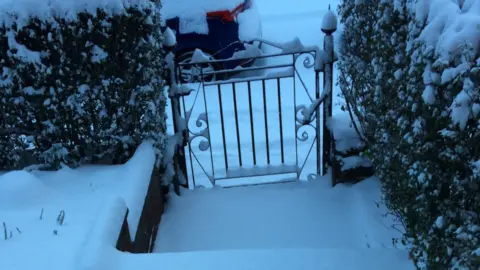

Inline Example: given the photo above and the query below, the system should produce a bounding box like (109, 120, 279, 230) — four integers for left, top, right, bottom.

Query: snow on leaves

(338, 0, 480, 268)
(0, 1, 167, 170)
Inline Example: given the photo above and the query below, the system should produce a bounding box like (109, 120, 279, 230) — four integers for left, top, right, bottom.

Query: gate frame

(167, 10, 337, 189)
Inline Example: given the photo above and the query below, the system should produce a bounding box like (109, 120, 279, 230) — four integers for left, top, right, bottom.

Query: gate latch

(169, 84, 195, 98)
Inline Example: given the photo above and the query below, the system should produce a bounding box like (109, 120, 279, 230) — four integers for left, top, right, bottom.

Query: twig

(345, 97, 368, 144)
(16, 227, 22, 234)
(0, 127, 40, 137)
(40, 208, 44, 220)
(2, 222, 6, 240)
(339, 73, 369, 144)
(57, 210, 65, 226)
(390, 223, 407, 234)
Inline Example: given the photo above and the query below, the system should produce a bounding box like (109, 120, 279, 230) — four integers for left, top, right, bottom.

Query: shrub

(0, 0, 166, 170)
(338, 0, 480, 268)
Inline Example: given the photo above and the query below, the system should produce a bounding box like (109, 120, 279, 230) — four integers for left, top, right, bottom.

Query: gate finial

(321, 5, 337, 35)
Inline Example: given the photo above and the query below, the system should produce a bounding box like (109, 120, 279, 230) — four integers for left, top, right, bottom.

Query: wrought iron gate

(168, 32, 336, 188)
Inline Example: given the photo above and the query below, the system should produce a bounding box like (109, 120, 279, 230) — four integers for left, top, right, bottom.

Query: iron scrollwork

(182, 80, 211, 153)
(188, 112, 210, 152)
(302, 52, 316, 69)
(293, 51, 321, 180)
(294, 51, 318, 140)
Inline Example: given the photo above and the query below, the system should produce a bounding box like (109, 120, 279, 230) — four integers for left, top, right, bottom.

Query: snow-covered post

(163, 28, 188, 193)
(321, 5, 337, 177)
(163, 28, 182, 136)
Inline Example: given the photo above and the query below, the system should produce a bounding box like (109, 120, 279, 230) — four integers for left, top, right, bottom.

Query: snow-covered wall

(122, 141, 157, 238)
(76, 196, 128, 270)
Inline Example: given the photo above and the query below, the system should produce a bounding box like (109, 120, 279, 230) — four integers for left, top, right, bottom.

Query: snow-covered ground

(155, 176, 405, 253)
(0, 143, 156, 270)
(121, 247, 412, 270)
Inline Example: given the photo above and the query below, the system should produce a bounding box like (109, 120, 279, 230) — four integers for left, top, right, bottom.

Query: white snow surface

(90, 45, 108, 63)
(237, 4, 263, 42)
(231, 42, 263, 59)
(0, 142, 156, 270)
(415, 0, 480, 129)
(75, 196, 127, 270)
(151, 175, 412, 269)
(0, 166, 414, 270)
(417, 0, 480, 63)
(328, 114, 365, 153)
(5, 30, 41, 63)
(341, 156, 372, 171)
(321, 9, 338, 32)
(120, 248, 412, 270)
(191, 48, 212, 63)
(179, 12, 209, 35)
(122, 141, 156, 237)
(163, 27, 177, 47)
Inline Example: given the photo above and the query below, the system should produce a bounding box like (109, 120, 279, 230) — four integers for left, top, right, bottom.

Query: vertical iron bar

(315, 71, 321, 177)
(232, 83, 243, 167)
(182, 95, 196, 188)
(200, 69, 215, 182)
(293, 55, 299, 178)
(172, 98, 188, 191)
(171, 99, 177, 133)
(170, 98, 180, 192)
(248, 82, 257, 166)
(262, 79, 270, 165)
(277, 78, 284, 164)
(322, 67, 328, 176)
(218, 84, 229, 171)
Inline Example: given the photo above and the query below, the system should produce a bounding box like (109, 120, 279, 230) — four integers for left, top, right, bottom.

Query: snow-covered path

(155, 176, 402, 252)
(153, 176, 413, 269)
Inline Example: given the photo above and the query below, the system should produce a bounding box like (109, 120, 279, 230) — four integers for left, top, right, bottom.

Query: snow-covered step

(340, 155, 372, 172)
(332, 154, 374, 185)
(117, 248, 414, 270)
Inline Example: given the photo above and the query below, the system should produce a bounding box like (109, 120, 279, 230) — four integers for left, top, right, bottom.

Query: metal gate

(168, 32, 336, 188)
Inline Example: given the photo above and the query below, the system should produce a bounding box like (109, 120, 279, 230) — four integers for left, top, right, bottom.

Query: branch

(0, 127, 39, 137)
(338, 72, 370, 144)
(344, 97, 368, 145)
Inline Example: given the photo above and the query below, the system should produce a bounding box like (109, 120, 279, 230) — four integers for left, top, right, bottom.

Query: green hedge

(338, 0, 480, 268)
(0, 1, 166, 170)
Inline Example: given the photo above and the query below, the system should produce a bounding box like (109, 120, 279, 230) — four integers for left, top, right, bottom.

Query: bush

(338, 0, 480, 268)
(0, 0, 166, 170)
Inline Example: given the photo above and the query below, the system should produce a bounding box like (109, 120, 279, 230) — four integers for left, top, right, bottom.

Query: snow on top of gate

(249, 37, 330, 72)
(187, 37, 331, 72)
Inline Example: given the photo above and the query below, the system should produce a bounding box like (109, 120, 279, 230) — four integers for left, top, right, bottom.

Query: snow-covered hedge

(0, 0, 167, 169)
(338, 0, 480, 268)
